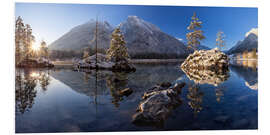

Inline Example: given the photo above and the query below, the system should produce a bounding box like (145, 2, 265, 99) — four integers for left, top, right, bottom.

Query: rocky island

(132, 82, 185, 126)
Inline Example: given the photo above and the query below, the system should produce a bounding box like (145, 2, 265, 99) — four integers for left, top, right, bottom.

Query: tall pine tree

(15, 16, 25, 65)
(216, 31, 226, 50)
(106, 27, 129, 63)
(24, 24, 35, 60)
(186, 12, 205, 50)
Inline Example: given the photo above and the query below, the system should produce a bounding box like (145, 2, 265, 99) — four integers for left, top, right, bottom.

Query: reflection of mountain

(245, 82, 258, 90)
(50, 64, 185, 105)
(50, 70, 111, 97)
(230, 64, 258, 90)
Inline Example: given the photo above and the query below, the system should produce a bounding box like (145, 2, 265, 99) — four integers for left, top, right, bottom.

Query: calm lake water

(15, 61, 258, 133)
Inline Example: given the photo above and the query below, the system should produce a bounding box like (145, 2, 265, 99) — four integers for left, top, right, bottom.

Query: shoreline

(52, 59, 185, 68)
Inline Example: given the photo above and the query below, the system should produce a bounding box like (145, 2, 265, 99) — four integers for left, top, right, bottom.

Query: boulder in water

(132, 82, 185, 125)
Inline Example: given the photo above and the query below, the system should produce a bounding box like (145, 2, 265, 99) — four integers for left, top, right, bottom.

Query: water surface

(15, 61, 258, 133)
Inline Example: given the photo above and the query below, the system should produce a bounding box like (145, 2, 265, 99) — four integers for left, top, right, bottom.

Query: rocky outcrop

(74, 53, 136, 72)
(132, 82, 185, 125)
(181, 48, 229, 70)
(17, 58, 54, 68)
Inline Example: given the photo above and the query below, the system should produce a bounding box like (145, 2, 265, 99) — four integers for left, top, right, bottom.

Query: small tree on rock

(186, 12, 205, 50)
(216, 31, 226, 50)
(106, 27, 129, 63)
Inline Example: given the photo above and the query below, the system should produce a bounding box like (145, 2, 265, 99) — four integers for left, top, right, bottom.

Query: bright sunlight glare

(32, 42, 40, 51)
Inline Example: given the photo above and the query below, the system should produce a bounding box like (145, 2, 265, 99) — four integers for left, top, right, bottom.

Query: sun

(32, 42, 40, 51)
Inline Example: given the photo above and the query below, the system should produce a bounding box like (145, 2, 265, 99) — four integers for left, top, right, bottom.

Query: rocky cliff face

(227, 28, 258, 54)
(49, 16, 190, 58)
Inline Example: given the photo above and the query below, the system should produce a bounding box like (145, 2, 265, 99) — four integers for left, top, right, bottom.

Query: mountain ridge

(49, 16, 190, 58)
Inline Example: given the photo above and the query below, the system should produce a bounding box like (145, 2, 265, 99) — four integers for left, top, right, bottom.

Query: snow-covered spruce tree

(24, 24, 35, 60)
(106, 27, 129, 63)
(40, 40, 49, 59)
(15, 16, 25, 65)
(216, 31, 226, 50)
(186, 12, 205, 50)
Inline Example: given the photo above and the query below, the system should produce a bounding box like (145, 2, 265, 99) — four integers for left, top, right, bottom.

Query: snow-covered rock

(132, 82, 185, 125)
(74, 53, 136, 72)
(181, 48, 229, 70)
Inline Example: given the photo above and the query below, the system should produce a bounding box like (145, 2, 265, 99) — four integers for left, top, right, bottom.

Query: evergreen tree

(186, 12, 205, 50)
(216, 31, 226, 50)
(106, 27, 129, 62)
(24, 24, 35, 60)
(40, 40, 49, 59)
(15, 16, 25, 65)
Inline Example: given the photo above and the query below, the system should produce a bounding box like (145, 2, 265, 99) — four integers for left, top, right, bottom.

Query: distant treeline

(130, 53, 188, 59)
(49, 49, 188, 60)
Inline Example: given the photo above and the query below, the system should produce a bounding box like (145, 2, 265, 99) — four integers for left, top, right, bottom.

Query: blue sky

(15, 3, 258, 51)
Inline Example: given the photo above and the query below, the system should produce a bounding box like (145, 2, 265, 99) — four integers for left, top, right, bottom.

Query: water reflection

(181, 68, 230, 86)
(187, 83, 204, 115)
(215, 85, 226, 102)
(15, 69, 51, 114)
(106, 72, 129, 108)
(230, 60, 258, 90)
(15, 63, 258, 132)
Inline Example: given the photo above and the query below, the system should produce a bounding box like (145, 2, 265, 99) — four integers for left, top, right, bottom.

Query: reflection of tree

(215, 85, 226, 103)
(187, 84, 204, 116)
(38, 70, 51, 91)
(15, 69, 38, 114)
(106, 72, 129, 108)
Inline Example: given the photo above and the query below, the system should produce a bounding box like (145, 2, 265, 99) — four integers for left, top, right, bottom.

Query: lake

(15, 61, 258, 133)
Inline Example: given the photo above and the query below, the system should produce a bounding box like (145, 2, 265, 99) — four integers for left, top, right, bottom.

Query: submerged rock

(17, 58, 54, 68)
(181, 48, 229, 70)
(75, 53, 136, 72)
(132, 82, 185, 125)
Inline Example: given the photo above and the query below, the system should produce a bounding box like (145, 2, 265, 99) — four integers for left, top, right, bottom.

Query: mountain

(49, 16, 190, 58)
(119, 16, 189, 57)
(49, 19, 114, 51)
(227, 28, 258, 54)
